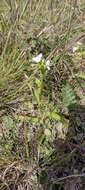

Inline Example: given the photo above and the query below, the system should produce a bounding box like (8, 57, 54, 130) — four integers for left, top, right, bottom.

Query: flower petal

(32, 53, 43, 63)
(46, 60, 51, 70)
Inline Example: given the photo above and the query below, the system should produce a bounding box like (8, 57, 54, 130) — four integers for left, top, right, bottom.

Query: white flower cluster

(32, 53, 51, 70)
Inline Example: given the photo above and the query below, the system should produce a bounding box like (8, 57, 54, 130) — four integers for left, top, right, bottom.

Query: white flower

(77, 41, 82, 45)
(73, 46, 78, 52)
(46, 60, 51, 70)
(73, 41, 82, 53)
(32, 53, 43, 63)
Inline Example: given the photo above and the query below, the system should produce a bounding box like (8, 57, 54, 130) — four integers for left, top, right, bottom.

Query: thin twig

(52, 173, 85, 184)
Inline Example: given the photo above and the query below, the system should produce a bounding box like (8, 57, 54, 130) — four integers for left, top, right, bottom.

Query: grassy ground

(0, 0, 85, 190)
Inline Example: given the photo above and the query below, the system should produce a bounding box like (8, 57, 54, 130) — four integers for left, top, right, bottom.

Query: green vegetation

(0, 1, 85, 190)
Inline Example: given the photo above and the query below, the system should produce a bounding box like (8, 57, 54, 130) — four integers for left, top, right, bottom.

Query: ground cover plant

(0, 0, 85, 190)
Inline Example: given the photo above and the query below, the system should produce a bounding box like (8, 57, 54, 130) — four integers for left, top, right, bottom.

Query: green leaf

(62, 84, 77, 107)
(16, 115, 38, 124)
(75, 72, 85, 79)
(46, 111, 61, 121)
(2, 115, 16, 129)
(33, 88, 40, 104)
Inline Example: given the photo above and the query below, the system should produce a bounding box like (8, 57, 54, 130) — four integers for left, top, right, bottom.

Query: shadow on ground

(40, 104, 85, 190)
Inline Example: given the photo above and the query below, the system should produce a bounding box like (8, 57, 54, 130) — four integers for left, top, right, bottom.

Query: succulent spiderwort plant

(32, 53, 52, 105)
(32, 53, 44, 105)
